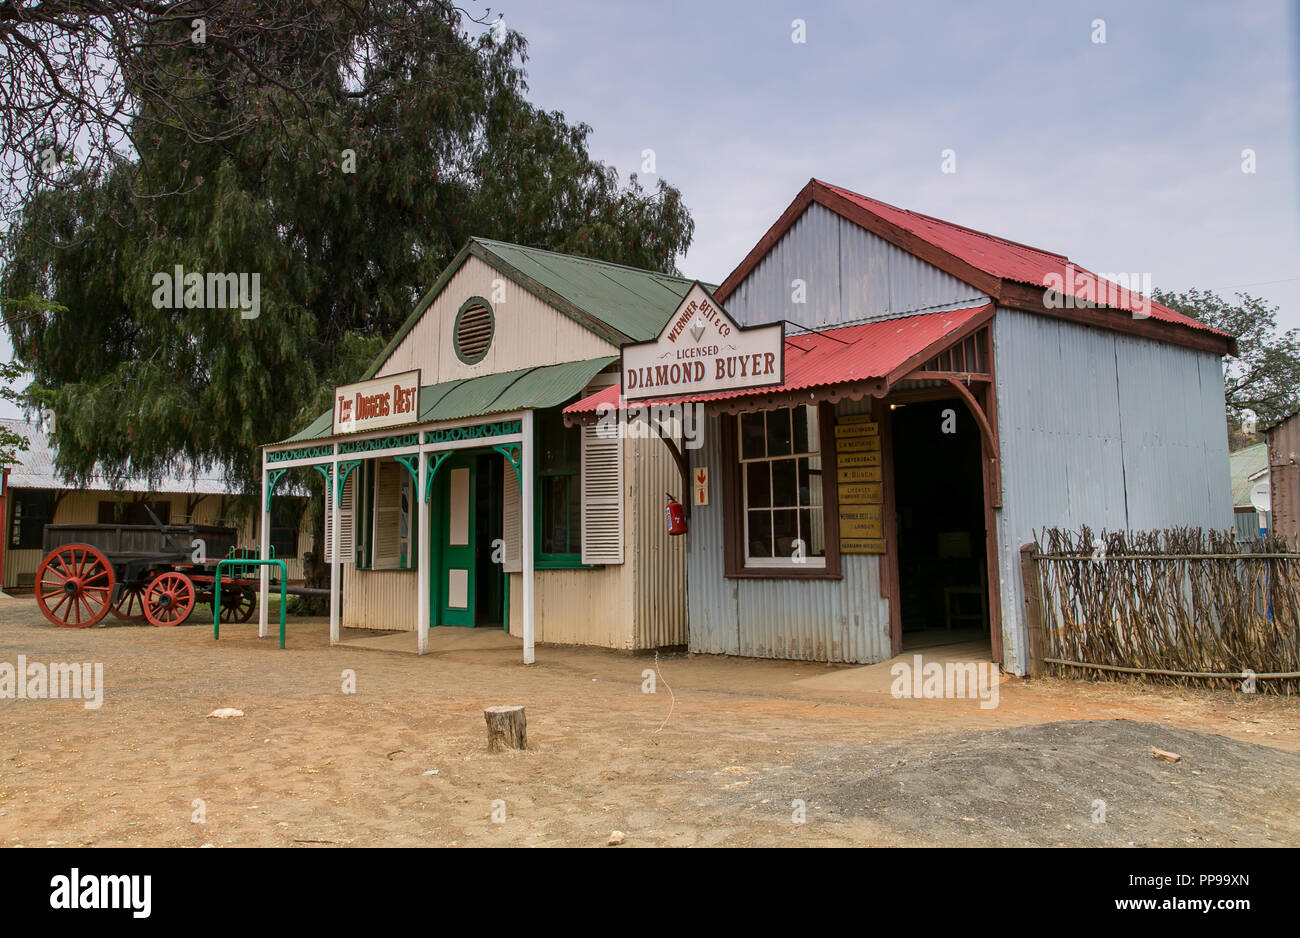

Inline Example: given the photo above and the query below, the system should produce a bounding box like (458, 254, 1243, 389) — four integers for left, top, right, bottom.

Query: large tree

(1, 2, 694, 495)
(1152, 288, 1300, 442)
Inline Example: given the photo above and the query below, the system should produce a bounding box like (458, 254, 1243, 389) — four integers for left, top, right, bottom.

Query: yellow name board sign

(834, 415, 885, 554)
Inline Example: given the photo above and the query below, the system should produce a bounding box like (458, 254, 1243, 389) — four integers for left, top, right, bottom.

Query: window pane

(747, 510, 772, 558)
(771, 458, 798, 508)
(797, 457, 811, 505)
(746, 462, 771, 508)
(800, 508, 826, 557)
(567, 475, 582, 552)
(793, 405, 810, 454)
(766, 409, 792, 457)
(772, 509, 798, 558)
(541, 476, 569, 554)
(794, 405, 820, 455)
(538, 408, 579, 473)
(740, 412, 766, 460)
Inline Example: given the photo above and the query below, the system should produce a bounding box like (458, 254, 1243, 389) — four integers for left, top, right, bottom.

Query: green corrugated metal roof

(276, 357, 616, 444)
(472, 238, 705, 342)
(1230, 442, 1267, 509)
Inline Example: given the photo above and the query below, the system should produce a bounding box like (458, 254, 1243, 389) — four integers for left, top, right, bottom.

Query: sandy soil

(1, 598, 1297, 847)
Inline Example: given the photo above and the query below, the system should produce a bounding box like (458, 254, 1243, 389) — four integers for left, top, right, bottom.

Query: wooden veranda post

(1020, 543, 1046, 678)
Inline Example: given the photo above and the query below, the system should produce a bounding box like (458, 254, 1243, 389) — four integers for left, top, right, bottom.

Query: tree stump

(484, 705, 527, 752)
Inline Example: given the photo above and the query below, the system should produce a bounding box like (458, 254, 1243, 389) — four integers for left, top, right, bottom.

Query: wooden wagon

(35, 517, 268, 628)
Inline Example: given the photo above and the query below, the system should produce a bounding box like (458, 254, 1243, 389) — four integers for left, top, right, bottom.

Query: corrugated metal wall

(629, 431, 688, 648)
(504, 430, 687, 650)
(993, 308, 1232, 673)
(685, 399, 893, 664)
(1268, 414, 1300, 547)
(342, 567, 418, 630)
(724, 203, 989, 328)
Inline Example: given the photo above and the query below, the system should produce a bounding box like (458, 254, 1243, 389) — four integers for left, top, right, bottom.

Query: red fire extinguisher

(664, 492, 687, 536)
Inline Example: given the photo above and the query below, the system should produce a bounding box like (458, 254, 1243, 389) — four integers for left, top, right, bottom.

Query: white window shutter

(324, 471, 356, 564)
(372, 461, 402, 568)
(502, 469, 522, 573)
(581, 423, 624, 565)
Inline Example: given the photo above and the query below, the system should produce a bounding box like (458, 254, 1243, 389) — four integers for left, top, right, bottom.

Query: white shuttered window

(502, 468, 522, 573)
(324, 471, 356, 564)
(580, 423, 624, 565)
(372, 460, 403, 568)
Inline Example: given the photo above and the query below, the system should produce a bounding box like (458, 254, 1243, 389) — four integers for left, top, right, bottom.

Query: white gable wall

(375, 255, 618, 382)
(724, 203, 990, 329)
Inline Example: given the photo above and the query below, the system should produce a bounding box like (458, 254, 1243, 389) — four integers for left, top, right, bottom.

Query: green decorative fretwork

(339, 432, 420, 455)
(424, 420, 521, 445)
(335, 460, 361, 499)
(264, 468, 288, 511)
(267, 444, 333, 464)
(493, 443, 522, 485)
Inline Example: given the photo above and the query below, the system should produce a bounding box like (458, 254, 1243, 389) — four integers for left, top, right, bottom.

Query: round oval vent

(454, 298, 494, 364)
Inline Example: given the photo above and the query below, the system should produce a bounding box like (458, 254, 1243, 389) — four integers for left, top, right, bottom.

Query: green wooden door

(434, 453, 476, 626)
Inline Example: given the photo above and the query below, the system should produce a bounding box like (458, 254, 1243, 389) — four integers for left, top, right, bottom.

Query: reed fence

(1023, 527, 1300, 694)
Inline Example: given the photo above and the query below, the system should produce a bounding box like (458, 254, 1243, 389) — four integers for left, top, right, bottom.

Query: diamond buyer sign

(333, 370, 421, 435)
(620, 283, 784, 401)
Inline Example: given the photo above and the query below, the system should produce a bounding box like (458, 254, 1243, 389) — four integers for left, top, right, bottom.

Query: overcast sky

(2, 0, 1296, 419)
(506, 0, 1298, 314)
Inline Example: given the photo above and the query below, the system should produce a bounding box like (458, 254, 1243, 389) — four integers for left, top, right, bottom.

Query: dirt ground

(1, 598, 1298, 847)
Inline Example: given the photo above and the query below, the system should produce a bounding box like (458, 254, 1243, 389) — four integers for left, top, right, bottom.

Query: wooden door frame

(881, 389, 1002, 664)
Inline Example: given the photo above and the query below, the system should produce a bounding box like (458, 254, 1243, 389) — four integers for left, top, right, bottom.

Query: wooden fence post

(1019, 543, 1046, 679)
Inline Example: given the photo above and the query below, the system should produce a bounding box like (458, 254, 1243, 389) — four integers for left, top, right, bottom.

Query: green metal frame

(335, 460, 361, 499)
(265, 468, 288, 511)
(493, 443, 522, 484)
(393, 454, 420, 488)
(213, 558, 287, 648)
(424, 451, 454, 503)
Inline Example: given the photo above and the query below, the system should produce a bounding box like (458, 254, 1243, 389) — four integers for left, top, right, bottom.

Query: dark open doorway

(888, 398, 990, 651)
(474, 451, 505, 627)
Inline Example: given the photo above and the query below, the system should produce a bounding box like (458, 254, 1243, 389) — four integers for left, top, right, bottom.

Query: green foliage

(1153, 288, 1300, 433)
(0, 7, 695, 494)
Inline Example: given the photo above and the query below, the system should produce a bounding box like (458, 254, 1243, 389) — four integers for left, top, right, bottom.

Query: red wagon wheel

(111, 574, 155, 622)
(143, 571, 196, 627)
(35, 544, 116, 627)
(219, 587, 256, 624)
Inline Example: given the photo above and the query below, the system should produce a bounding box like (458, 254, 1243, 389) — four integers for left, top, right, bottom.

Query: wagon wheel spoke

(35, 544, 115, 628)
(144, 572, 195, 627)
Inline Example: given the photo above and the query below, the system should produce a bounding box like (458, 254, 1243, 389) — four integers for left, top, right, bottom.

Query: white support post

(259, 455, 270, 638)
(329, 450, 341, 645)
(417, 449, 430, 655)
(521, 409, 535, 665)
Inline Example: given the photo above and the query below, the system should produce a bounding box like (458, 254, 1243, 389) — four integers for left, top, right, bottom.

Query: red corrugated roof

(816, 181, 1222, 336)
(564, 304, 992, 414)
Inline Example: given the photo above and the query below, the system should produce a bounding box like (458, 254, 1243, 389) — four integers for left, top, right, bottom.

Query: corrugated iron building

(266, 179, 1235, 675)
(264, 239, 691, 654)
(566, 179, 1235, 675)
